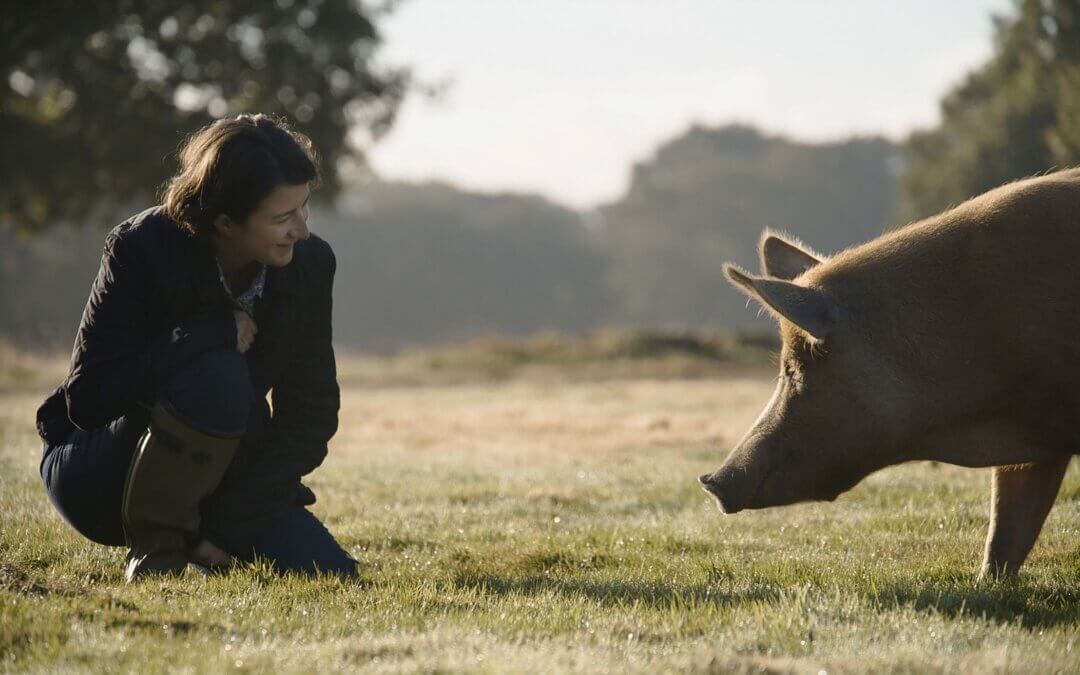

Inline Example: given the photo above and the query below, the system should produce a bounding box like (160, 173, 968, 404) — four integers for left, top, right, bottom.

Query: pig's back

(811, 168, 1080, 420)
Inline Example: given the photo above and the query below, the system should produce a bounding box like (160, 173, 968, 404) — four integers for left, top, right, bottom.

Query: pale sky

(367, 0, 1015, 209)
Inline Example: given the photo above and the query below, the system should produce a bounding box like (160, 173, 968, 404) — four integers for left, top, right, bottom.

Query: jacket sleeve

(207, 245, 339, 533)
(243, 249, 340, 496)
(64, 230, 237, 430)
(199, 247, 340, 554)
(264, 248, 340, 483)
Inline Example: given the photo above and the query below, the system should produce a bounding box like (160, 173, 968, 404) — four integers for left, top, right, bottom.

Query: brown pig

(698, 168, 1080, 578)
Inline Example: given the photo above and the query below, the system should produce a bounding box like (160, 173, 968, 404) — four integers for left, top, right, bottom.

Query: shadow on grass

(446, 570, 779, 610)
(440, 554, 1080, 629)
(868, 579, 1080, 629)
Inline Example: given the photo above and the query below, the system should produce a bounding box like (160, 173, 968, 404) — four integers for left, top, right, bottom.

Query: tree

(1, 0, 409, 232)
(901, 0, 1080, 219)
(600, 124, 899, 330)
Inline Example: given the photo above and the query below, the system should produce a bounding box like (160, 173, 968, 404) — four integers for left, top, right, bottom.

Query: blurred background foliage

(902, 0, 1080, 218)
(600, 126, 900, 329)
(1, 0, 408, 231)
(2, 0, 1079, 349)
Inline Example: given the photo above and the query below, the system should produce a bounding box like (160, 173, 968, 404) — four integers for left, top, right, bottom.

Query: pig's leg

(981, 456, 1070, 579)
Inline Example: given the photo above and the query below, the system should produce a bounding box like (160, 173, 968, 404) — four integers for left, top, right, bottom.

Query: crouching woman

(35, 114, 357, 581)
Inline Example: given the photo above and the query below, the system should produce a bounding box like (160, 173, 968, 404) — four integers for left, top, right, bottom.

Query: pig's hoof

(978, 562, 1020, 582)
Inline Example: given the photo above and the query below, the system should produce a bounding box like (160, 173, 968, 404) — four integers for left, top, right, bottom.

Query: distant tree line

(3, 0, 1078, 348)
(0, 127, 900, 347)
(325, 184, 614, 347)
(599, 125, 900, 329)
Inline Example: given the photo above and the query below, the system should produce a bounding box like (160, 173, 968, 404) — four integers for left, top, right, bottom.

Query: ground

(1, 343, 1079, 673)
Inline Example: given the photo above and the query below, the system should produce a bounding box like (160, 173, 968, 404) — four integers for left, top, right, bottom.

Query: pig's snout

(698, 472, 743, 514)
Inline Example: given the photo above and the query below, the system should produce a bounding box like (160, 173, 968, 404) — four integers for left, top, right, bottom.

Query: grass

(1, 340, 1079, 673)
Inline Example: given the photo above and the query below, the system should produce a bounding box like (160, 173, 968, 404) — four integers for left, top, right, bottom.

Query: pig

(698, 168, 1080, 578)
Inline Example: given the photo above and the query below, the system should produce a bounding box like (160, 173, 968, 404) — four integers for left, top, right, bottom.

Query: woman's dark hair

(160, 113, 320, 235)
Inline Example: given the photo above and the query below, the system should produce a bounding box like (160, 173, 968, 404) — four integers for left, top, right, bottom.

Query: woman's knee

(159, 349, 252, 434)
(39, 427, 130, 547)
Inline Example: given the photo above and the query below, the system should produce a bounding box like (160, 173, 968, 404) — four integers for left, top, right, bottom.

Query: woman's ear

(213, 213, 236, 238)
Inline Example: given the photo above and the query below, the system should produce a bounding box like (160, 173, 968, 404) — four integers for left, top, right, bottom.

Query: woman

(35, 114, 357, 581)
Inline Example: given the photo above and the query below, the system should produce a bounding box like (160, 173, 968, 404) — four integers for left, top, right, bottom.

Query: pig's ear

(724, 264, 832, 340)
(759, 233, 823, 280)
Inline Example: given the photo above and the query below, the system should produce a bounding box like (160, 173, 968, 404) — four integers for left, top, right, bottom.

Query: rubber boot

(121, 400, 242, 582)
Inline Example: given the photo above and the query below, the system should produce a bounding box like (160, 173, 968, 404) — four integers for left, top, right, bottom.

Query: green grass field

(2, 345, 1079, 673)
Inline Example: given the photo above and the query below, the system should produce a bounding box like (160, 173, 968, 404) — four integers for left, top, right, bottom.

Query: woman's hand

(233, 310, 258, 353)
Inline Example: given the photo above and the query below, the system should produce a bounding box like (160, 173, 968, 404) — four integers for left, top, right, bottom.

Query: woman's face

(219, 183, 311, 268)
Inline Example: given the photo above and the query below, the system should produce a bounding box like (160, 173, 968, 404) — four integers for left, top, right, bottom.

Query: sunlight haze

(369, 0, 1015, 208)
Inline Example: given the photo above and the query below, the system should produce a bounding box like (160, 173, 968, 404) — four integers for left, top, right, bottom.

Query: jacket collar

(190, 234, 232, 306)
(188, 232, 307, 304)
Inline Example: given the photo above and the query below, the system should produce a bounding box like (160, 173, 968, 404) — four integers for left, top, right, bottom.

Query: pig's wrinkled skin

(698, 168, 1080, 579)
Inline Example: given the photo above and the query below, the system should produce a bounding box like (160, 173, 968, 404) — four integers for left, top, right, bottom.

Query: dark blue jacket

(36, 207, 340, 554)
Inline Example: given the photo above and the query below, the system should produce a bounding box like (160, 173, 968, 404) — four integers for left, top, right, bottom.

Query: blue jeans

(40, 350, 356, 577)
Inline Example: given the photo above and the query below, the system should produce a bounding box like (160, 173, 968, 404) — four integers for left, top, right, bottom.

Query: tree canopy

(902, 0, 1080, 219)
(1, 0, 408, 232)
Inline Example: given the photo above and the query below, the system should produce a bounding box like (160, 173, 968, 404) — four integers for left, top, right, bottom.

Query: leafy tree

(1, 0, 409, 232)
(902, 0, 1080, 219)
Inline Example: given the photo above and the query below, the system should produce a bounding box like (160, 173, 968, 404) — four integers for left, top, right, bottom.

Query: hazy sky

(368, 0, 1014, 209)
